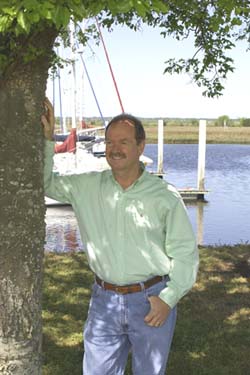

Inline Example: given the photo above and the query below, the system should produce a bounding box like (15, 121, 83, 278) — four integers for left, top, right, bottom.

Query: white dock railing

(156, 118, 208, 200)
(197, 120, 207, 191)
(157, 119, 164, 175)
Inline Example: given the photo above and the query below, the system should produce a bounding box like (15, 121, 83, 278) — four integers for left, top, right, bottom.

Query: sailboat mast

(57, 46, 68, 134)
(95, 18, 124, 113)
(70, 20, 77, 129)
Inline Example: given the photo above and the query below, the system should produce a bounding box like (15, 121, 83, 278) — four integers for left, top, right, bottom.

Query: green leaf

(0, 15, 12, 32)
(23, 0, 39, 8)
(86, 0, 106, 16)
(1, 6, 17, 16)
(69, 2, 88, 21)
(17, 10, 30, 32)
(54, 6, 71, 28)
(108, 0, 134, 14)
(132, 0, 150, 17)
(151, 0, 168, 13)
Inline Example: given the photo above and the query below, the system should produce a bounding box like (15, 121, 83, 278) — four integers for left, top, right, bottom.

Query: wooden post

(197, 202, 204, 245)
(157, 119, 164, 175)
(197, 120, 207, 191)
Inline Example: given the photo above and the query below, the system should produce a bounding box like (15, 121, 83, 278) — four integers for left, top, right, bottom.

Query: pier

(156, 119, 209, 201)
(178, 188, 208, 201)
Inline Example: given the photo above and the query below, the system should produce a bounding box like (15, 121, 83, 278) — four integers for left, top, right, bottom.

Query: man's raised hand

(41, 97, 55, 140)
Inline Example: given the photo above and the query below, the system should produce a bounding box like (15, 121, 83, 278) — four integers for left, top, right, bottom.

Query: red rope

(96, 18, 125, 113)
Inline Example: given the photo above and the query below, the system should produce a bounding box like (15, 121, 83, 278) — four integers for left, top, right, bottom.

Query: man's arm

(41, 97, 89, 205)
(41, 98, 72, 203)
(159, 198, 199, 308)
(145, 196, 198, 327)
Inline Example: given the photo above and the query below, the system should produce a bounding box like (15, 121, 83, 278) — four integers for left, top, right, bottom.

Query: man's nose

(110, 143, 121, 152)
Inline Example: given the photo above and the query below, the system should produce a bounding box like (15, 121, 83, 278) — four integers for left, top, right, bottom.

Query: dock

(47, 119, 209, 206)
(156, 119, 209, 202)
(152, 173, 209, 201)
(178, 188, 209, 201)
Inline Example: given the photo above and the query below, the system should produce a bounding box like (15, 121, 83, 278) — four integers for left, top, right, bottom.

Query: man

(42, 98, 199, 375)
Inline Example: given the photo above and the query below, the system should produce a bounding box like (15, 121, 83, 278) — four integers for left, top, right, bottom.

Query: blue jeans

(83, 278, 177, 375)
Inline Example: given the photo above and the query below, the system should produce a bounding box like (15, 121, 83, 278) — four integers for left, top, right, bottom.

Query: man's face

(105, 120, 145, 174)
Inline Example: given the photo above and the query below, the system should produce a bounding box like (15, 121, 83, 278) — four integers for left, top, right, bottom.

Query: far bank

(54, 117, 250, 145)
(144, 125, 250, 144)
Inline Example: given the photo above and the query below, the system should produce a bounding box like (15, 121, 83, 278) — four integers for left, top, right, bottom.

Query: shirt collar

(109, 162, 146, 191)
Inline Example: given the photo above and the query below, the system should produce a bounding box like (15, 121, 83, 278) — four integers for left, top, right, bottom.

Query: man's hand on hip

(144, 296, 171, 327)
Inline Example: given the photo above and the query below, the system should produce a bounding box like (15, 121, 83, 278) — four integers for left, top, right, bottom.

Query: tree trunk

(0, 28, 57, 374)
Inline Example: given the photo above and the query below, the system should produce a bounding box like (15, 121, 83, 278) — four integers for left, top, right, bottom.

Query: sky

(46, 24, 250, 119)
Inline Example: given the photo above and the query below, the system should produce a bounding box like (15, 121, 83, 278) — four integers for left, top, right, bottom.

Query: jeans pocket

(92, 282, 102, 297)
(145, 279, 168, 299)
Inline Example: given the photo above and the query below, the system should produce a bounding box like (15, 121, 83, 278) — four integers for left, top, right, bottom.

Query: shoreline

(144, 126, 250, 144)
(55, 121, 250, 145)
(146, 139, 250, 144)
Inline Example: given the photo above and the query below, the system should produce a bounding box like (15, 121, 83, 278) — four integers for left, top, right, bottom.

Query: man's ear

(138, 140, 146, 155)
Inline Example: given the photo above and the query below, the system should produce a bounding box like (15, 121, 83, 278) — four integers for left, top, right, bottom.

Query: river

(45, 143, 250, 251)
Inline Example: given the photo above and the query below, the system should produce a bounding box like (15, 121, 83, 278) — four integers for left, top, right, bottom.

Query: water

(45, 144, 250, 251)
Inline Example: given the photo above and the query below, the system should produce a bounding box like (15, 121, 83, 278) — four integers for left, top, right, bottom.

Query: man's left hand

(144, 296, 171, 327)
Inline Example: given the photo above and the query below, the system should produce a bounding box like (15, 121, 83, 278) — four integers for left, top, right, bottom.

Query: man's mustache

(108, 152, 126, 158)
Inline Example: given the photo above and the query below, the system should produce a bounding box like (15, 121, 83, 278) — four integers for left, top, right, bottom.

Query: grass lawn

(42, 244, 250, 374)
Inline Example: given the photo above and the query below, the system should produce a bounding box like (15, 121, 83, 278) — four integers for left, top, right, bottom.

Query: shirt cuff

(45, 139, 55, 154)
(159, 287, 179, 309)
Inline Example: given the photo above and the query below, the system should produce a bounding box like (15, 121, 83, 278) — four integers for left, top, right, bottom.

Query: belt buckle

(115, 286, 131, 294)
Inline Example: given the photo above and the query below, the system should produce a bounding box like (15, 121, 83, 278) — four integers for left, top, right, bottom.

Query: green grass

(144, 126, 250, 144)
(42, 245, 250, 374)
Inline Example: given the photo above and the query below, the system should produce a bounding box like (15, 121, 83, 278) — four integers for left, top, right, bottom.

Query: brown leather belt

(95, 275, 166, 294)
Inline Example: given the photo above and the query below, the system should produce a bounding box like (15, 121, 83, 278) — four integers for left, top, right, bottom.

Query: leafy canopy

(0, 0, 250, 97)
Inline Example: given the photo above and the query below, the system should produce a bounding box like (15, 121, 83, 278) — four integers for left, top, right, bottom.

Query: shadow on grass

(42, 333, 83, 375)
(167, 245, 250, 375)
(42, 252, 91, 374)
(43, 245, 250, 375)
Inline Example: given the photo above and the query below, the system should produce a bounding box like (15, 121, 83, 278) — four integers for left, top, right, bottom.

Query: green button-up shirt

(44, 141, 199, 308)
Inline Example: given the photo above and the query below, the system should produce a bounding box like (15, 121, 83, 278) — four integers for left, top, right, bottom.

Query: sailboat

(45, 21, 153, 205)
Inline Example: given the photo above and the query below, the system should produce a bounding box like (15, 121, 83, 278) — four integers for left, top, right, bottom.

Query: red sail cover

(54, 128, 77, 153)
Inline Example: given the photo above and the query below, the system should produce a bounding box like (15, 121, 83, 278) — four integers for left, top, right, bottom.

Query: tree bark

(0, 27, 57, 374)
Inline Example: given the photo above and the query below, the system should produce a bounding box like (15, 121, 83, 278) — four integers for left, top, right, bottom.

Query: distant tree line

(54, 115, 250, 131)
(141, 117, 250, 127)
(144, 116, 250, 127)
(213, 115, 250, 127)
(239, 118, 250, 127)
(161, 116, 250, 127)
